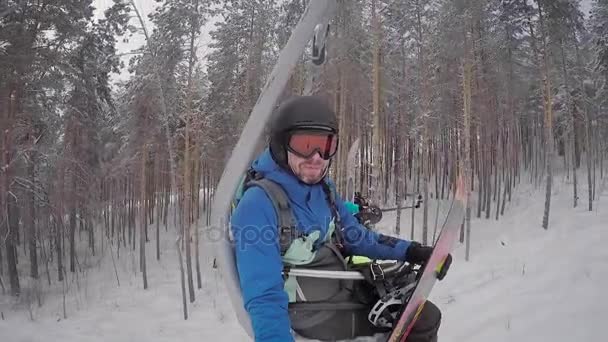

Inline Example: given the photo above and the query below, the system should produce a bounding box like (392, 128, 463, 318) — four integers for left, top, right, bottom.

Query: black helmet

(269, 95, 338, 170)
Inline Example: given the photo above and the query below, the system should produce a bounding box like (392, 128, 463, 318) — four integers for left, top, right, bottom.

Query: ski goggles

(287, 131, 339, 160)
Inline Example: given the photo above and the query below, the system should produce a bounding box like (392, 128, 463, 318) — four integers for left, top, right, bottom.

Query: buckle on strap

(369, 262, 388, 298)
(282, 265, 292, 281)
(370, 262, 385, 281)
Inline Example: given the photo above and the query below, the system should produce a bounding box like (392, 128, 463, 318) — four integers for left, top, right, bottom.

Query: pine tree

(0, 0, 129, 295)
(590, 0, 608, 106)
(205, 0, 278, 170)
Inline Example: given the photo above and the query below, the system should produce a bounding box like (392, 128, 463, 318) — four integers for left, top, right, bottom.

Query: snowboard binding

(366, 262, 420, 329)
(368, 283, 417, 328)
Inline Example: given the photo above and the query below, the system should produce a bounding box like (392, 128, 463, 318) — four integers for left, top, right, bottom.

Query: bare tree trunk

(69, 203, 76, 272)
(573, 37, 594, 211)
(127, 177, 133, 250)
(463, 16, 473, 261)
(184, 122, 195, 303)
(495, 133, 501, 221)
(56, 169, 64, 282)
(476, 126, 483, 218)
(410, 147, 418, 240)
(395, 43, 407, 236)
(414, 1, 430, 245)
(184, 3, 203, 292)
(26, 147, 38, 279)
(535, 3, 554, 229)
(140, 145, 148, 290)
(0, 106, 5, 273)
(592, 124, 597, 201)
(3, 124, 20, 295)
(155, 144, 161, 261)
(0, 230, 3, 278)
(422, 179, 429, 245)
(395, 131, 403, 236)
(122, 179, 127, 249)
(501, 150, 510, 216)
(193, 144, 202, 290)
(132, 177, 137, 251)
(371, 0, 384, 204)
(485, 150, 492, 219)
(177, 235, 188, 320)
(183, 5, 198, 292)
(164, 165, 170, 231)
(600, 127, 604, 180)
(559, 41, 577, 207)
(41, 211, 52, 286)
(88, 212, 94, 256)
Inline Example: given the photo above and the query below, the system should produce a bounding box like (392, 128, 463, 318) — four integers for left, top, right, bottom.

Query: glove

(405, 242, 432, 265)
(405, 242, 452, 281)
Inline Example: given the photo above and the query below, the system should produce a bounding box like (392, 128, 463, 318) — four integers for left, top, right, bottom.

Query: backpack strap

(241, 170, 343, 258)
(321, 180, 345, 251)
(245, 177, 301, 256)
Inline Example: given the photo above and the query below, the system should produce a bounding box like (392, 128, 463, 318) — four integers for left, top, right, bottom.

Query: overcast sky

(93, 0, 213, 85)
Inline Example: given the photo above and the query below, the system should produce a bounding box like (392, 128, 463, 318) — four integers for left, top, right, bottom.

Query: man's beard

(294, 163, 328, 184)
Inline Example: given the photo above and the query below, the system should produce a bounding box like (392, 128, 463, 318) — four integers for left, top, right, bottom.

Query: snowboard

(386, 174, 467, 342)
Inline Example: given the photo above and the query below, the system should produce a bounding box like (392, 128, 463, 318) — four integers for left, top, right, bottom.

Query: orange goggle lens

(287, 133, 338, 160)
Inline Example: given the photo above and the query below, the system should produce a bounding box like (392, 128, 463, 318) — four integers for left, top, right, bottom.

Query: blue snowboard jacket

(230, 148, 413, 342)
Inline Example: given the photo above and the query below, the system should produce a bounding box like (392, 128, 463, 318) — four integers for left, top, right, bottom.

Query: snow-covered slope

(432, 179, 608, 342)
(1, 174, 606, 342)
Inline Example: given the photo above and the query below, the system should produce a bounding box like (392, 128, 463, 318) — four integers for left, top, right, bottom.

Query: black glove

(405, 242, 432, 265)
(405, 242, 452, 281)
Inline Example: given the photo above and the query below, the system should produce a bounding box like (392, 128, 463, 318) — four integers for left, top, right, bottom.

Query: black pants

(404, 300, 442, 342)
(368, 300, 442, 342)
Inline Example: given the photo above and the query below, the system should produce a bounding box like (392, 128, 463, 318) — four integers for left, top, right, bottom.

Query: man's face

(287, 150, 330, 184)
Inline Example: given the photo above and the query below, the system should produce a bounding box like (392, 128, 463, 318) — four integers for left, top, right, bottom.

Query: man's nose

(308, 151, 324, 162)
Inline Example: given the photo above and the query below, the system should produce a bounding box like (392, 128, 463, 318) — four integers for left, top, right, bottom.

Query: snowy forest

(1, 0, 608, 341)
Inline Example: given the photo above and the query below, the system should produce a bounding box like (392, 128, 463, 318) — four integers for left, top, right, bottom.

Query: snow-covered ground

(1, 172, 606, 342)
(432, 177, 608, 342)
